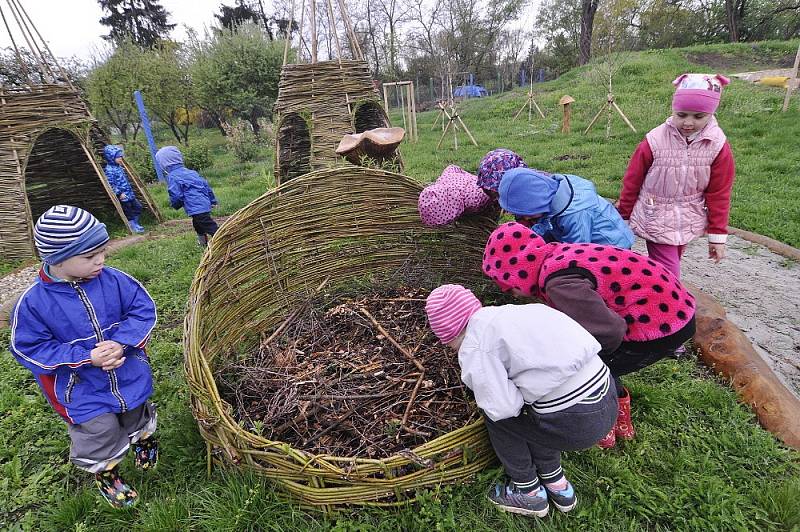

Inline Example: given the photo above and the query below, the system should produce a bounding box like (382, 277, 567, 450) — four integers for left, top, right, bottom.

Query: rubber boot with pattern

(95, 467, 138, 509)
(615, 387, 636, 440)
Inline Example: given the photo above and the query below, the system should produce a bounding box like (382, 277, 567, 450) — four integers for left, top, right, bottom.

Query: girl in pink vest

(482, 222, 697, 448)
(617, 73, 736, 279)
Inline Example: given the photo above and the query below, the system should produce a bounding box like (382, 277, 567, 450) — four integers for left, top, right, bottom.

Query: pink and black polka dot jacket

(483, 222, 695, 343)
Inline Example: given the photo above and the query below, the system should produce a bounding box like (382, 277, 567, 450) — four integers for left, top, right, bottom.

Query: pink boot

(615, 387, 636, 440)
(597, 427, 616, 449)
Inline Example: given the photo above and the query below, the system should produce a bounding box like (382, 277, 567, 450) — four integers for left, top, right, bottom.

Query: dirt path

(634, 235, 800, 398)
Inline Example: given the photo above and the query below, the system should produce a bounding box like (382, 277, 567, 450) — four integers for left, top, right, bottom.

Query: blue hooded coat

(9, 266, 156, 425)
(102, 145, 135, 200)
(155, 146, 217, 216)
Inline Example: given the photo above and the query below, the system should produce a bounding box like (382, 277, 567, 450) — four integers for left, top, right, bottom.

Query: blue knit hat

(498, 167, 559, 216)
(34, 206, 109, 265)
(155, 146, 184, 172)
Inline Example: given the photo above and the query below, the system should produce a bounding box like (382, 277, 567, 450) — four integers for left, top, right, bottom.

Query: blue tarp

(453, 84, 488, 98)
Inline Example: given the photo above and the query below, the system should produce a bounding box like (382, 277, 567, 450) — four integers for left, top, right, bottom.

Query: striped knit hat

(425, 284, 483, 344)
(34, 205, 109, 265)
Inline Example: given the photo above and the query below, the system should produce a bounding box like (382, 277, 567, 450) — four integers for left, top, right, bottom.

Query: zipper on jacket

(65, 372, 78, 403)
(71, 282, 128, 412)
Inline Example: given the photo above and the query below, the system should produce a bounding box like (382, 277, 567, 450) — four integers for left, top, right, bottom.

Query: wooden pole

(410, 81, 418, 142)
(562, 103, 571, 133)
(584, 103, 606, 135)
(324, 0, 342, 63)
(382, 83, 389, 115)
(612, 99, 637, 133)
(782, 43, 800, 112)
(283, 0, 296, 64)
(310, 0, 317, 63)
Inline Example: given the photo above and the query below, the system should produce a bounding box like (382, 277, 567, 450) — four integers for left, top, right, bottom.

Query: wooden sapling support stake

(782, 43, 800, 112)
(584, 93, 637, 135)
(559, 95, 575, 133)
(514, 77, 546, 121)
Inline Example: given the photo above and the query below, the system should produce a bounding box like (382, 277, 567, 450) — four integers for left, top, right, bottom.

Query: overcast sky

(0, 0, 540, 61)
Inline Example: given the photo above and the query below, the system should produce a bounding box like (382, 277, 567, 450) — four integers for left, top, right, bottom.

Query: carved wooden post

(559, 95, 575, 133)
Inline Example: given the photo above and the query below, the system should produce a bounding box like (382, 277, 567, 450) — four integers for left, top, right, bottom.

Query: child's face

(445, 331, 466, 351)
(115, 157, 123, 164)
(514, 214, 544, 228)
(54, 247, 107, 281)
(671, 111, 712, 137)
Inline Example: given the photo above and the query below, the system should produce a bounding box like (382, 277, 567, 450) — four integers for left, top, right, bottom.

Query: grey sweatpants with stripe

(67, 401, 157, 473)
(483, 381, 617, 490)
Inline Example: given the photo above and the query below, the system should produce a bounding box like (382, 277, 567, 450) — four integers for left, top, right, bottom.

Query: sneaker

(544, 481, 577, 513)
(487, 479, 549, 517)
(129, 222, 145, 234)
(95, 467, 138, 509)
(133, 437, 159, 470)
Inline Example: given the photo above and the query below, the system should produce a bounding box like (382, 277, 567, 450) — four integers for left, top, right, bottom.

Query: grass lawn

(2, 41, 800, 531)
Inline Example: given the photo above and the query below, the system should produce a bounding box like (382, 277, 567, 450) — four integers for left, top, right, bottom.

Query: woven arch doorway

(353, 100, 389, 133)
(23, 128, 128, 228)
(277, 113, 311, 183)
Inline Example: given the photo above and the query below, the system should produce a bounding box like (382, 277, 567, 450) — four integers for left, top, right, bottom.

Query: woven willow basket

(184, 167, 498, 509)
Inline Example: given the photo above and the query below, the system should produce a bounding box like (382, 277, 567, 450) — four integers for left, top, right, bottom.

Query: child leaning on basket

(9, 206, 159, 509)
(482, 222, 697, 449)
(425, 284, 617, 517)
(476, 149, 633, 248)
(418, 165, 493, 227)
(155, 145, 219, 248)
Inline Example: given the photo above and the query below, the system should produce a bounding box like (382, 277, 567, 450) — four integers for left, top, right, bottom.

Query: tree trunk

(578, 0, 599, 65)
(725, 0, 740, 42)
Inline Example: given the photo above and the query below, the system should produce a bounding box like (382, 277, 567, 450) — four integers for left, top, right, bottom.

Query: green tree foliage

(98, 0, 176, 48)
(85, 41, 195, 143)
(190, 23, 287, 133)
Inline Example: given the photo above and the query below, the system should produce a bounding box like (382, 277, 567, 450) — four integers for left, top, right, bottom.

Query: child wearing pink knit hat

(482, 222, 697, 449)
(617, 73, 736, 279)
(425, 284, 616, 517)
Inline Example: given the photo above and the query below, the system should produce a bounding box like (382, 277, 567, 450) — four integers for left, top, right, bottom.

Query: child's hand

(119, 193, 128, 201)
(212, 203, 219, 210)
(90, 340, 126, 371)
(708, 243, 726, 263)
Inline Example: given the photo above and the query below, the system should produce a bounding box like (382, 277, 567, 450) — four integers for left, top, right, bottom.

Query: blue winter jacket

(9, 266, 156, 425)
(532, 174, 635, 249)
(102, 145, 135, 200)
(156, 147, 217, 216)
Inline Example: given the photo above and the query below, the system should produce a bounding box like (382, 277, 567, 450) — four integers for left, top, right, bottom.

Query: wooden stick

(303, 403, 360, 446)
(436, 115, 454, 149)
(358, 307, 425, 371)
(532, 98, 546, 119)
(398, 372, 425, 441)
(583, 103, 607, 135)
(783, 43, 800, 112)
(455, 114, 478, 146)
(264, 276, 330, 344)
(611, 100, 637, 132)
(283, 0, 296, 64)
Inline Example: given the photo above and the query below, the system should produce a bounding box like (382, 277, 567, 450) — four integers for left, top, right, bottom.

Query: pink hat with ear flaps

(672, 73, 730, 114)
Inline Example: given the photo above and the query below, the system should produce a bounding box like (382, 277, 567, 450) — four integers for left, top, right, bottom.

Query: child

(9, 205, 159, 508)
(475, 148, 528, 200)
(483, 222, 696, 448)
(425, 284, 617, 517)
(155, 146, 219, 247)
(418, 165, 493, 226)
(617, 73, 735, 279)
(103, 145, 145, 234)
(498, 167, 634, 248)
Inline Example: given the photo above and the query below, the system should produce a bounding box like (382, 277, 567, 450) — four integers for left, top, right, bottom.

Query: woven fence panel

(185, 167, 497, 508)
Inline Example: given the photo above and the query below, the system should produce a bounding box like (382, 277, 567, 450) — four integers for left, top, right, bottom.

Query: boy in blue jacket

(155, 146, 219, 247)
(10, 205, 159, 509)
(102, 145, 145, 234)
(498, 167, 634, 248)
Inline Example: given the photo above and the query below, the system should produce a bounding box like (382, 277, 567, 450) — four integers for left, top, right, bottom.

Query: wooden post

(783, 43, 800, 112)
(559, 95, 575, 133)
(409, 81, 418, 142)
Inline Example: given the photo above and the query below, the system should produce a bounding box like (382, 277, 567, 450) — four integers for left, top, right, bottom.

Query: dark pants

(602, 315, 696, 393)
(483, 380, 617, 490)
(67, 402, 156, 473)
(191, 212, 218, 236)
(120, 197, 142, 221)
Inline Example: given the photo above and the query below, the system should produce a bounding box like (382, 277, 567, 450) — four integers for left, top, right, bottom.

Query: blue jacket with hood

(102, 145, 135, 200)
(9, 266, 156, 425)
(155, 146, 217, 216)
(533, 174, 634, 248)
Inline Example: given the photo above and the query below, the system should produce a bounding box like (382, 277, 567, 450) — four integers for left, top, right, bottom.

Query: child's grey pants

(67, 401, 157, 473)
(483, 380, 617, 490)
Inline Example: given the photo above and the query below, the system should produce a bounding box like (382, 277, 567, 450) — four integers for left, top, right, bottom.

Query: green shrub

(223, 120, 261, 162)
(124, 140, 158, 183)
(183, 140, 212, 171)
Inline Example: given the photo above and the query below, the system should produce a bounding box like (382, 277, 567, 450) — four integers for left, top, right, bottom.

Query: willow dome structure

(0, 0, 161, 261)
(273, 0, 395, 184)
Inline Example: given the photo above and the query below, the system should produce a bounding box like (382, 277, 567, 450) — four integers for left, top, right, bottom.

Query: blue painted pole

(133, 90, 164, 182)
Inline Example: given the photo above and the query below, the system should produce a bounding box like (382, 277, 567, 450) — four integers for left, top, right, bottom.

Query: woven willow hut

(185, 167, 497, 509)
(273, 0, 394, 184)
(0, 1, 161, 260)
